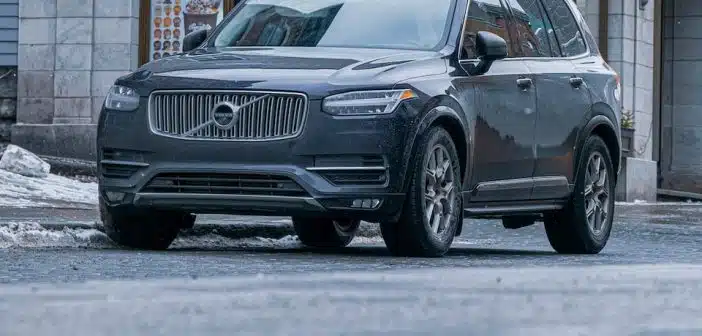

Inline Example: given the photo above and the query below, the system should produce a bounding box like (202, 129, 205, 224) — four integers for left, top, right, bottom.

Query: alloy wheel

(584, 152, 610, 236)
(424, 144, 457, 237)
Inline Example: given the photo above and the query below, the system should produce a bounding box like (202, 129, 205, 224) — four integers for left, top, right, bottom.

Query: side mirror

(468, 31, 508, 76)
(182, 29, 210, 53)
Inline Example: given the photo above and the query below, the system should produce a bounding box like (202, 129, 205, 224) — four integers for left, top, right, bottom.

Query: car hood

(121, 47, 447, 99)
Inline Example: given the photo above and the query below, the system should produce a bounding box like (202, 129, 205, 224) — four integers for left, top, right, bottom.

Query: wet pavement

(1, 202, 702, 284)
(2, 202, 702, 335)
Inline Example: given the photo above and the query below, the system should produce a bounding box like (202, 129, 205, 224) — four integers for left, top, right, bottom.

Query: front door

(456, 0, 538, 202)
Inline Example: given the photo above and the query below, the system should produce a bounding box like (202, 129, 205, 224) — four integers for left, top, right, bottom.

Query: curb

(40, 155, 97, 177)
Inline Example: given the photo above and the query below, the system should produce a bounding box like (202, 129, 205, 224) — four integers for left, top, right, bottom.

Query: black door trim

(469, 177, 533, 202)
(468, 176, 569, 202)
(531, 176, 571, 200)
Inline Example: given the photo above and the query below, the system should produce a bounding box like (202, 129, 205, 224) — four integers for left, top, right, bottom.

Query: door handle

(569, 76, 584, 88)
(516, 78, 532, 90)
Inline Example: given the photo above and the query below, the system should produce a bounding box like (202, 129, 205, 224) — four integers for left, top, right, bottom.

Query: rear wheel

(380, 126, 462, 257)
(544, 135, 615, 254)
(99, 197, 194, 250)
(292, 217, 361, 248)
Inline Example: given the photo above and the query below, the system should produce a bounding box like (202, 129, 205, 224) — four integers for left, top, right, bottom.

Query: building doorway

(658, 0, 702, 197)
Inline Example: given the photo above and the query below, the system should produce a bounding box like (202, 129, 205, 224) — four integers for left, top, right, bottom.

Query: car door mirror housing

(467, 31, 508, 76)
(182, 29, 210, 53)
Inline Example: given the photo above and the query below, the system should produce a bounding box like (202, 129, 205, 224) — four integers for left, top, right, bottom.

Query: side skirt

(463, 199, 565, 219)
(463, 176, 571, 219)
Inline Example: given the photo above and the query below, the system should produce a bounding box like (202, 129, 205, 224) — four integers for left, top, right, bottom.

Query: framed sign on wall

(139, 0, 238, 66)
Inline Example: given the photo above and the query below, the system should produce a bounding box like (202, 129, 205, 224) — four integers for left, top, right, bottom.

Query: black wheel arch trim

(400, 95, 473, 194)
(573, 103, 622, 184)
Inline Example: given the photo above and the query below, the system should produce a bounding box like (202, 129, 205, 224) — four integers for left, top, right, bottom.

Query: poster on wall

(149, 0, 224, 61)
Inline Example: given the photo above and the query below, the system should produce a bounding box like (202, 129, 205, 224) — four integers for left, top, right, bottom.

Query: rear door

(504, 0, 593, 200)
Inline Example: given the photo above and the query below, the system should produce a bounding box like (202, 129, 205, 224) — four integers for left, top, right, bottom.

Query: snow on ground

(616, 200, 702, 206)
(0, 221, 304, 249)
(0, 221, 379, 250)
(0, 220, 496, 250)
(0, 222, 109, 249)
(0, 169, 97, 208)
(171, 234, 304, 249)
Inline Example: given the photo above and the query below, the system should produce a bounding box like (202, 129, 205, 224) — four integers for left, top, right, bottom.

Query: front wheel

(100, 197, 195, 250)
(292, 217, 361, 248)
(544, 135, 615, 254)
(380, 126, 462, 258)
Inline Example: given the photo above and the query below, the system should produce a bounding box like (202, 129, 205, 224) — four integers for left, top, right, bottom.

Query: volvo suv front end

(97, 0, 458, 252)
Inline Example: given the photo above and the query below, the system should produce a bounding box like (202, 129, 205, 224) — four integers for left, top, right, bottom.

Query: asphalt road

(1, 202, 702, 334)
(2, 202, 702, 283)
(2, 264, 702, 335)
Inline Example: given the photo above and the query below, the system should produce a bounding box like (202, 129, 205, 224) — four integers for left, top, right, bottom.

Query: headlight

(104, 85, 140, 111)
(322, 89, 418, 116)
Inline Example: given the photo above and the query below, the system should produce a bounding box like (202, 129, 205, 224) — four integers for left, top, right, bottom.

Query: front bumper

(97, 98, 419, 221)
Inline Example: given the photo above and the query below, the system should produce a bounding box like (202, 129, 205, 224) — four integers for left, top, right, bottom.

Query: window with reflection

(540, 0, 587, 56)
(211, 0, 454, 50)
(461, 0, 517, 59)
(505, 0, 558, 57)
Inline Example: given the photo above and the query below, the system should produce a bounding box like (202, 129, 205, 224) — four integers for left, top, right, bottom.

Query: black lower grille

(141, 173, 308, 197)
(101, 163, 141, 179)
(100, 149, 146, 179)
(319, 169, 387, 186)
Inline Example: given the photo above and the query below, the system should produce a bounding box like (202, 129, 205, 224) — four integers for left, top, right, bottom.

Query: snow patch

(0, 222, 309, 250)
(0, 169, 97, 208)
(171, 234, 303, 249)
(0, 222, 111, 249)
(0, 145, 50, 178)
(349, 236, 385, 246)
(616, 201, 702, 206)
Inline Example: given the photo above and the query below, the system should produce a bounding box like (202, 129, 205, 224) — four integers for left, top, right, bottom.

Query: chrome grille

(148, 90, 308, 141)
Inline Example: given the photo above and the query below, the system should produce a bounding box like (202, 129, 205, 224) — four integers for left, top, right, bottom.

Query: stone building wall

(607, 0, 657, 201)
(0, 67, 17, 143)
(14, 0, 139, 160)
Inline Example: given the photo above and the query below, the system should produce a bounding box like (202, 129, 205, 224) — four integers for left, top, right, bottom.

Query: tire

(292, 217, 361, 248)
(99, 197, 195, 250)
(544, 135, 615, 254)
(380, 126, 462, 257)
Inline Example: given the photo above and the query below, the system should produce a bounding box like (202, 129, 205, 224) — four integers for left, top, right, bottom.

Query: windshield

(210, 0, 455, 50)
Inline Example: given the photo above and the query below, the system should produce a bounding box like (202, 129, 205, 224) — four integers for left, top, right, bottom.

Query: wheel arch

(401, 95, 472, 193)
(574, 103, 621, 183)
(399, 96, 471, 236)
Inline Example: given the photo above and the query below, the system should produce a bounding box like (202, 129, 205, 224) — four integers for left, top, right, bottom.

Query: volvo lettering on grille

(211, 101, 240, 130)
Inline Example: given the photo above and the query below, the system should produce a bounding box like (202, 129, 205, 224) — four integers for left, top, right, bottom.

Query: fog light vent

(351, 198, 381, 209)
(105, 191, 125, 202)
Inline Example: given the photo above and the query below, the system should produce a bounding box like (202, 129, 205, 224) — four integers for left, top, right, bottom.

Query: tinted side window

(540, 0, 587, 57)
(505, 0, 555, 57)
(461, 0, 518, 59)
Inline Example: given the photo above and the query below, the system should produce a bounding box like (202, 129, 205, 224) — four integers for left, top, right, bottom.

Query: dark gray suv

(97, 0, 622, 257)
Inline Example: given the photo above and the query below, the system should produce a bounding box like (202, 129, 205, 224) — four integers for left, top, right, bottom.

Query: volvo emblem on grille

(211, 101, 240, 130)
